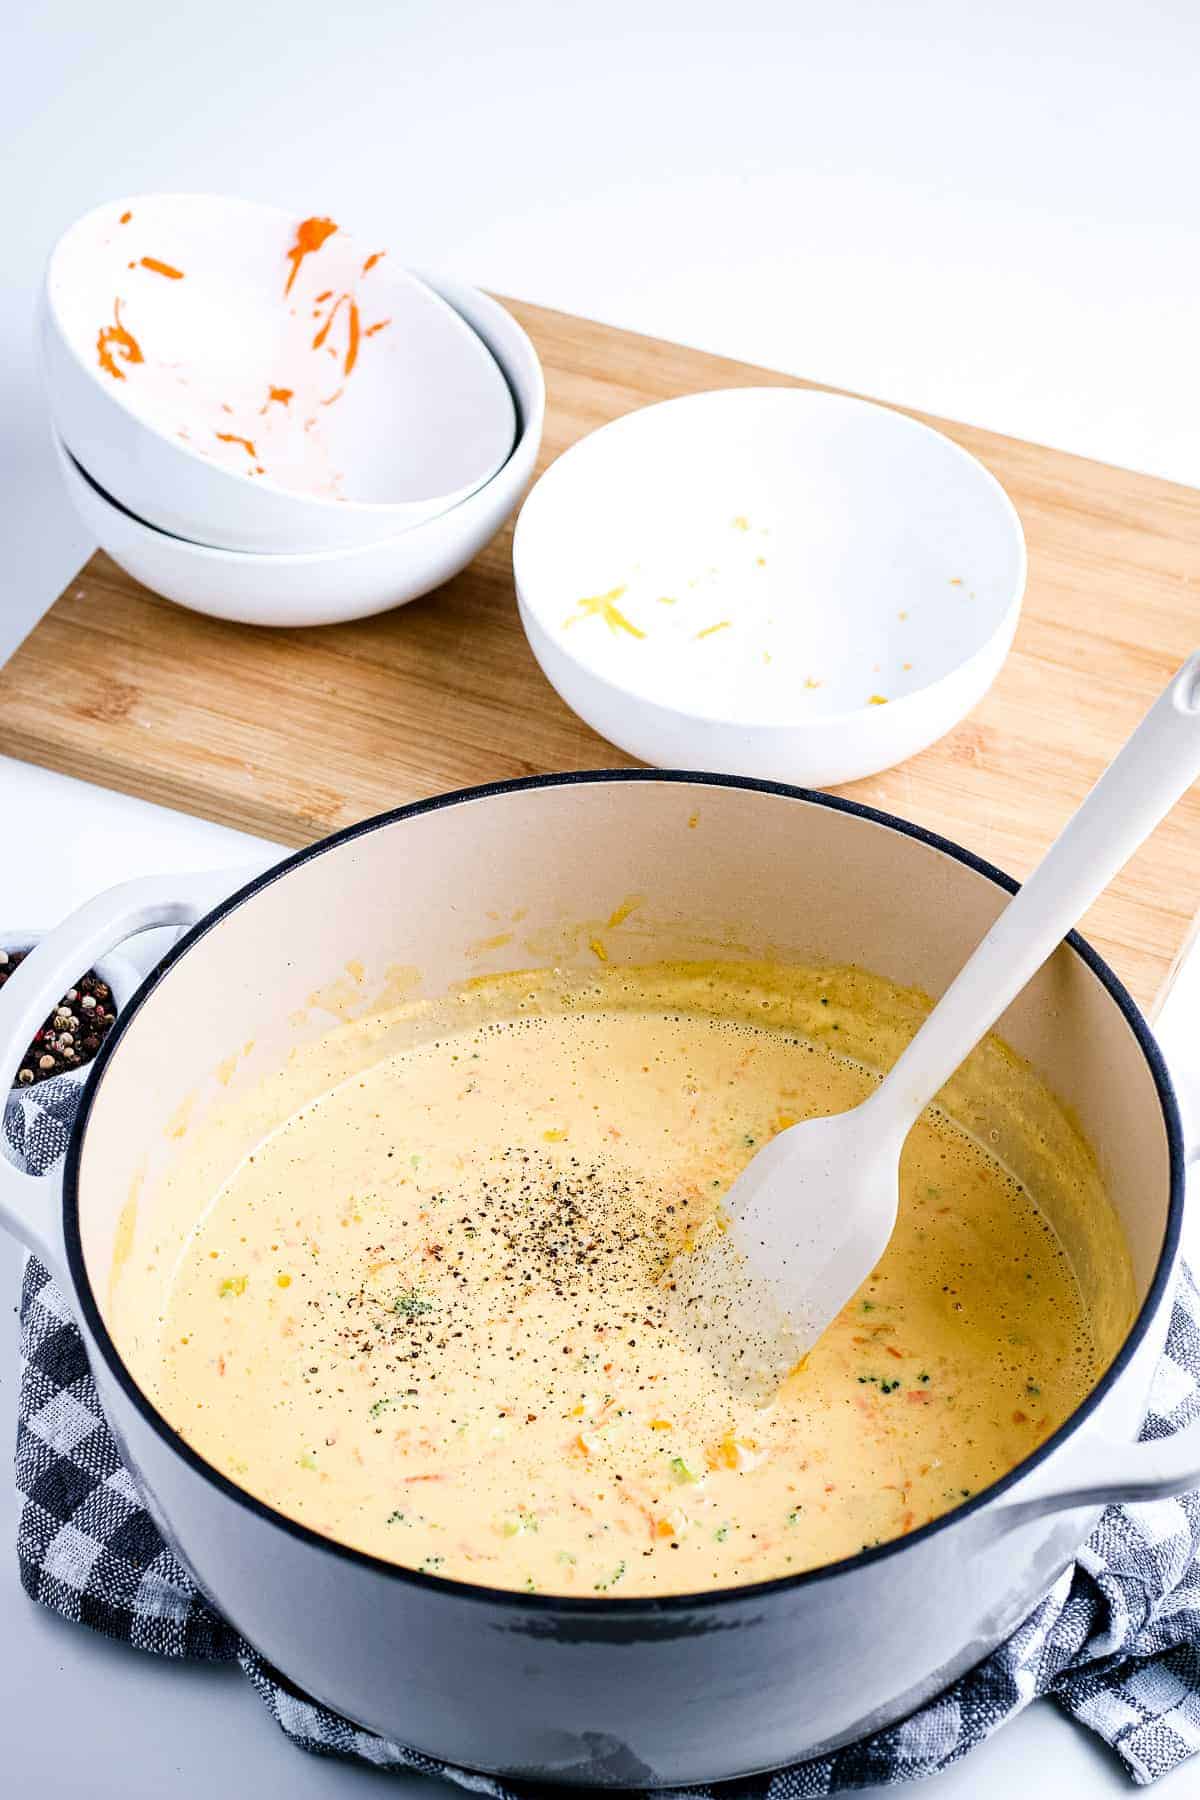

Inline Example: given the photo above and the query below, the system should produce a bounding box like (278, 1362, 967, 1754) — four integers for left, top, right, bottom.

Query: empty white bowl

(41, 194, 517, 553)
(53, 276, 543, 629)
(513, 387, 1026, 786)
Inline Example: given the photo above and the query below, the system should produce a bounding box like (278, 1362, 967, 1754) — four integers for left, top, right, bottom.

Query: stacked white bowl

(40, 195, 545, 627)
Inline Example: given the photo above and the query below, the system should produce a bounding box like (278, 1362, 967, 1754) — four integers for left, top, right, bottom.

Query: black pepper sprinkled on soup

(144, 963, 1118, 1597)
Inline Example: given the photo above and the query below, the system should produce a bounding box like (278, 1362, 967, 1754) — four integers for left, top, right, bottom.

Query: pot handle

(999, 1415, 1200, 1520)
(999, 1039, 1200, 1519)
(0, 865, 268, 1276)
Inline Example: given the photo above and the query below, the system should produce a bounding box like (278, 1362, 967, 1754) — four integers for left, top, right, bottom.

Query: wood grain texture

(3, 296, 1200, 1012)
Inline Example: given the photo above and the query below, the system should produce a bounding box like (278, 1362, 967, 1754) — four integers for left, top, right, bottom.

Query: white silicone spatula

(670, 652, 1200, 1397)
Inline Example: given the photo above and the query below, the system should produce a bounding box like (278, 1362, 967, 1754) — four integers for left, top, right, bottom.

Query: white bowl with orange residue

(49, 274, 544, 629)
(39, 194, 517, 554)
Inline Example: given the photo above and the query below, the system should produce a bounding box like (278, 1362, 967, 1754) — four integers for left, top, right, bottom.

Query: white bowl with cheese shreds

(513, 387, 1027, 786)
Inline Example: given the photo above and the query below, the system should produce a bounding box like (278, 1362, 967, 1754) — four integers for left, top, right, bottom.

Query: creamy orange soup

(144, 964, 1128, 1597)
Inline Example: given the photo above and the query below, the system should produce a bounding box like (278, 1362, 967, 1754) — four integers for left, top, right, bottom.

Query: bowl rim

(50, 276, 544, 568)
(63, 769, 1183, 1616)
(512, 386, 1028, 733)
(43, 191, 518, 520)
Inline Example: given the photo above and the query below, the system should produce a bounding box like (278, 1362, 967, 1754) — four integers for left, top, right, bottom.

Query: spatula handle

(875, 652, 1200, 1129)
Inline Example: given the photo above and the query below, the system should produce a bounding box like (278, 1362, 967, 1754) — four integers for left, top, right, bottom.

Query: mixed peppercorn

(0, 949, 118, 1088)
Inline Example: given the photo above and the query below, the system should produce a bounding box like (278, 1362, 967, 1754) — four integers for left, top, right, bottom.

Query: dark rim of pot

(64, 770, 1185, 1616)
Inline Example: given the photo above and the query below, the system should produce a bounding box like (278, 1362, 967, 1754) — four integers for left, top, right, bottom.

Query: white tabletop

(4, 2, 1199, 1792)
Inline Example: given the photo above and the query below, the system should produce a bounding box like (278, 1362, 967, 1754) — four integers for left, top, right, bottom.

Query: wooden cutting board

(3, 297, 1199, 1014)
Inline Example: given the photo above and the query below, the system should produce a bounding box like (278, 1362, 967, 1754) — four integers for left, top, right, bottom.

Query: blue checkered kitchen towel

(9, 1073, 1200, 1792)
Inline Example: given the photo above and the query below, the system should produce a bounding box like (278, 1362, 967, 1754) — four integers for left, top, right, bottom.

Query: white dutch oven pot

(1, 772, 1197, 1788)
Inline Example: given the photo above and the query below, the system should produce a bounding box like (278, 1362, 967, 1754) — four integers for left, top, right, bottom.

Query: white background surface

(3, 2, 1200, 1795)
